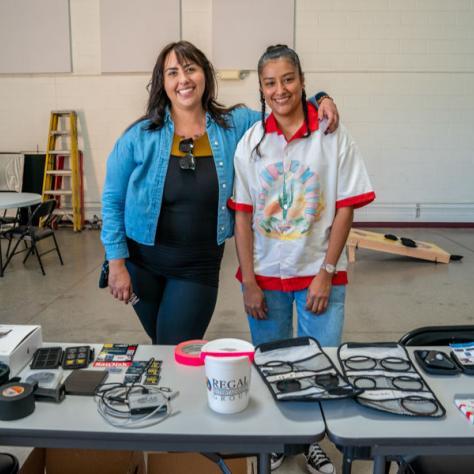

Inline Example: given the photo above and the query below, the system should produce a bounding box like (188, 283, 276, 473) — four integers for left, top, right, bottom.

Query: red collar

(265, 102, 319, 142)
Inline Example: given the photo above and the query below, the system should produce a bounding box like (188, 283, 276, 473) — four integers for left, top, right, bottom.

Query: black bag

(99, 260, 109, 288)
(254, 336, 360, 401)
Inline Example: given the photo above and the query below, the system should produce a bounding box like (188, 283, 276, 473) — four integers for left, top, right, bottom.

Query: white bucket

(204, 355, 251, 414)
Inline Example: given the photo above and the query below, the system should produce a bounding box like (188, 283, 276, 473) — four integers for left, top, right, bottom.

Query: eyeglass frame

(343, 355, 413, 372)
(260, 356, 333, 380)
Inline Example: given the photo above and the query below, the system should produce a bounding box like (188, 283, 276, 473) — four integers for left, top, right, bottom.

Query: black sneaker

(270, 452, 285, 470)
(305, 443, 335, 474)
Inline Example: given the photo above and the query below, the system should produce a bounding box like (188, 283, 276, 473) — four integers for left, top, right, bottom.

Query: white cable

(95, 385, 178, 429)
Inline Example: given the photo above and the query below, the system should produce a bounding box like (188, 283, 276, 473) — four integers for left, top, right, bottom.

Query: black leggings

(126, 260, 218, 344)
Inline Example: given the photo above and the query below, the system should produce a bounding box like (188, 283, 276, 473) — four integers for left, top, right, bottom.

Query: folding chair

(399, 325, 474, 346)
(2, 199, 64, 276)
(0, 191, 20, 228)
(397, 325, 474, 474)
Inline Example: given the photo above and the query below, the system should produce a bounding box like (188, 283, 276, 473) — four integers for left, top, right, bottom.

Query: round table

(0, 192, 41, 209)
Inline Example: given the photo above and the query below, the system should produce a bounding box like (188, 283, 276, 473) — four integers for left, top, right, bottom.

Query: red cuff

(227, 198, 253, 213)
(336, 191, 376, 210)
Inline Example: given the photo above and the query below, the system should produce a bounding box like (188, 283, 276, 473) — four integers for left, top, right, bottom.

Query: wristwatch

(320, 262, 336, 274)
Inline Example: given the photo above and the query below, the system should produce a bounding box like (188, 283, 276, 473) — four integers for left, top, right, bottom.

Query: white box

(0, 325, 42, 376)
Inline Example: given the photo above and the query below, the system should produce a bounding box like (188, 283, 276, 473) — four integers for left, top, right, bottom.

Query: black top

(156, 155, 218, 245)
(128, 135, 224, 288)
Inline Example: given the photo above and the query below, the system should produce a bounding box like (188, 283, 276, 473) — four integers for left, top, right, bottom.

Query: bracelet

(316, 94, 333, 107)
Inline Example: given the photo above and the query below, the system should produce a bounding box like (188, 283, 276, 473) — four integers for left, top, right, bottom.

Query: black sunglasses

(178, 138, 196, 171)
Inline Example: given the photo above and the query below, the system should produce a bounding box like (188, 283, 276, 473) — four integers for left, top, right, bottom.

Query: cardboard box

(147, 452, 250, 474)
(19, 448, 145, 474)
(0, 325, 42, 376)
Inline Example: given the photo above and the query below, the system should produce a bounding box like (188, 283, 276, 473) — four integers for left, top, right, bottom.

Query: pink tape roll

(174, 340, 208, 366)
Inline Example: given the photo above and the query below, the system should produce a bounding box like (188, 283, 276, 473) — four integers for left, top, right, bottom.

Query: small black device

(64, 370, 108, 396)
(99, 260, 109, 288)
(414, 350, 461, 375)
(30, 347, 63, 370)
(24, 372, 66, 403)
(62, 346, 95, 370)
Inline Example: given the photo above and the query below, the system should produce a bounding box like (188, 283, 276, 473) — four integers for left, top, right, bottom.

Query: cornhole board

(347, 228, 450, 264)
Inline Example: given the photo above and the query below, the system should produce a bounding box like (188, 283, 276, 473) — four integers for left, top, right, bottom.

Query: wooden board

(347, 228, 451, 264)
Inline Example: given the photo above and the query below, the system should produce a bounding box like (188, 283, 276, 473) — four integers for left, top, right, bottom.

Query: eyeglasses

(260, 356, 333, 381)
(178, 138, 196, 171)
(343, 355, 413, 372)
(352, 374, 424, 391)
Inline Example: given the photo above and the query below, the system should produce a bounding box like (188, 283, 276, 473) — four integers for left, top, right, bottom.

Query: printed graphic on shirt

(256, 159, 325, 240)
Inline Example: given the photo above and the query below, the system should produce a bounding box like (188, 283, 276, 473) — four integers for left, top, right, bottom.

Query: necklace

(175, 131, 206, 141)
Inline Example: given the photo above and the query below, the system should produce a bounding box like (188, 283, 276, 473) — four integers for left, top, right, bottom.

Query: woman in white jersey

(229, 45, 375, 474)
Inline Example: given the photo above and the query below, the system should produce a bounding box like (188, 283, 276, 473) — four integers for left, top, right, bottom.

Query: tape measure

(174, 340, 208, 366)
(0, 382, 36, 420)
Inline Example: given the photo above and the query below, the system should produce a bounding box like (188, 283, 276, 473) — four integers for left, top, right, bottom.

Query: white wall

(0, 0, 473, 222)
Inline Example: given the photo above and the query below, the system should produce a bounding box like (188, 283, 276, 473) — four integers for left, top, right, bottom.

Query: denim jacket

(101, 107, 260, 260)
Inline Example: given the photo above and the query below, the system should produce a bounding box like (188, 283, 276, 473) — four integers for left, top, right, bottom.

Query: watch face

(324, 263, 336, 273)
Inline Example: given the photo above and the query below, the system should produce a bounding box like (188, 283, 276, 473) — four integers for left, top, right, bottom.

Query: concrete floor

(1, 227, 473, 473)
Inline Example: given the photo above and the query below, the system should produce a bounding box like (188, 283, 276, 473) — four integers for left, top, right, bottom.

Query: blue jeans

(247, 285, 346, 347)
(126, 260, 218, 345)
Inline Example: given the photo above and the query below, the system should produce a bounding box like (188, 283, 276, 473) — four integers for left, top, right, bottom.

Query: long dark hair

(134, 41, 240, 131)
(253, 44, 310, 158)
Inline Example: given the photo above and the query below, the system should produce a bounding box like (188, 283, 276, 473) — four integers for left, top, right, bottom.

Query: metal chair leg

(6, 235, 13, 258)
(32, 242, 46, 276)
(2, 238, 23, 273)
(22, 244, 34, 264)
(52, 233, 64, 265)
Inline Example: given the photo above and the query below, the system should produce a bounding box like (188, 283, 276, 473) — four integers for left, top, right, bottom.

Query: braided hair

(253, 44, 311, 159)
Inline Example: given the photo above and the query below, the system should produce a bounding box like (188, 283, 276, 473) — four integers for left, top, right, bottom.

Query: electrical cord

(95, 383, 179, 428)
(94, 358, 179, 428)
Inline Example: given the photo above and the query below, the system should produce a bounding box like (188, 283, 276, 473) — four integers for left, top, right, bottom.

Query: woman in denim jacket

(101, 41, 339, 345)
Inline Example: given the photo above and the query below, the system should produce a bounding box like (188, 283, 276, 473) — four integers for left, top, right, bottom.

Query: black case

(30, 347, 63, 370)
(64, 370, 108, 396)
(414, 350, 461, 375)
(62, 346, 95, 370)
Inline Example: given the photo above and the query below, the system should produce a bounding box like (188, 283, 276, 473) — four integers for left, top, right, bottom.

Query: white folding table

(0, 344, 326, 474)
(321, 346, 474, 474)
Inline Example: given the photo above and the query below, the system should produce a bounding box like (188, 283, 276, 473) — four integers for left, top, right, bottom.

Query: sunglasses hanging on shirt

(178, 138, 196, 171)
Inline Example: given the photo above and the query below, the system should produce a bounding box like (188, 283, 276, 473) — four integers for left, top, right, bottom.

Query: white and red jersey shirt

(228, 103, 375, 291)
